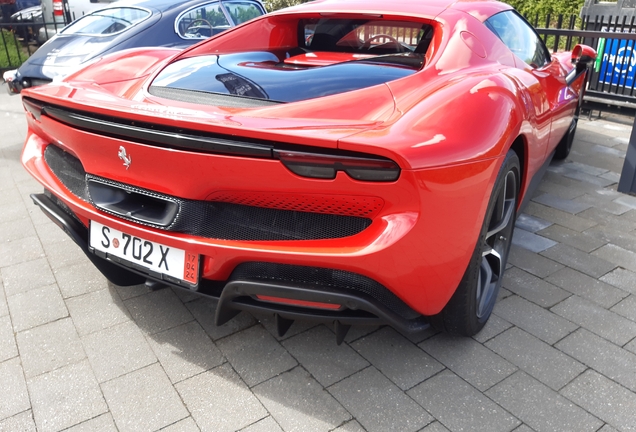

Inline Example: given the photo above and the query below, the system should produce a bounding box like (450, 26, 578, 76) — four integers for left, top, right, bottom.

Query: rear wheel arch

(431, 149, 521, 335)
(509, 135, 527, 209)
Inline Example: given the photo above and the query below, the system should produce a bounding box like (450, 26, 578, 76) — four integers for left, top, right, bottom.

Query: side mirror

(572, 44, 597, 73)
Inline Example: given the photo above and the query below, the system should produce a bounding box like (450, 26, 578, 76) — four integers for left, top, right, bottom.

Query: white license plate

(89, 221, 199, 285)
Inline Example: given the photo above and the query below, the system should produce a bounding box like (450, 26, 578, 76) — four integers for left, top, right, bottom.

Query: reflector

(256, 295, 342, 310)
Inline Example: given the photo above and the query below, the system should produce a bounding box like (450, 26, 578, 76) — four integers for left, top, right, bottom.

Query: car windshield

(61, 7, 150, 36)
(301, 18, 432, 55)
(222, 0, 263, 25)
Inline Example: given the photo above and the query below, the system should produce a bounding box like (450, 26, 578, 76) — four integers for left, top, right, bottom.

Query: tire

(553, 117, 577, 160)
(433, 150, 520, 336)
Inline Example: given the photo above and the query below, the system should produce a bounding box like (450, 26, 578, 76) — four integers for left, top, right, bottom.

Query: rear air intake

(44, 145, 373, 241)
(44, 144, 89, 201)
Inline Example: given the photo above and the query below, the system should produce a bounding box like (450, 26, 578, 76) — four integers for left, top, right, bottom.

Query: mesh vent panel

(87, 176, 371, 241)
(230, 262, 420, 319)
(44, 145, 89, 201)
(207, 191, 384, 218)
(171, 199, 371, 241)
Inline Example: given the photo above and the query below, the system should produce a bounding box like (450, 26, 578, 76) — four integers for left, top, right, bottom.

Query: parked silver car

(4, 0, 266, 94)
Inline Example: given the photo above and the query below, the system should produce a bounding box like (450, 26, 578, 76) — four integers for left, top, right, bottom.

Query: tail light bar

(23, 97, 401, 182)
(23, 98, 43, 120)
(53, 0, 64, 16)
(274, 150, 400, 182)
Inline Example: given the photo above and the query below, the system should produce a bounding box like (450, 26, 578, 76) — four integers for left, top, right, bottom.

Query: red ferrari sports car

(20, 0, 595, 342)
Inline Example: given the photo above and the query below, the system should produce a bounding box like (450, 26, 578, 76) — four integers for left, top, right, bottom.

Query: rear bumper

(3, 70, 52, 94)
(31, 192, 145, 286)
(31, 191, 431, 339)
(3, 70, 20, 95)
(21, 107, 502, 317)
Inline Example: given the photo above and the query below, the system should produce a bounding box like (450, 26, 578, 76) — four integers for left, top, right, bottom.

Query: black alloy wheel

(554, 117, 577, 160)
(477, 162, 517, 318)
(554, 93, 582, 161)
(433, 149, 520, 336)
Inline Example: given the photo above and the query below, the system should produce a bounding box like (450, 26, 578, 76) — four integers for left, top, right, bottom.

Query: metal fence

(532, 14, 636, 109)
(3, 10, 636, 110)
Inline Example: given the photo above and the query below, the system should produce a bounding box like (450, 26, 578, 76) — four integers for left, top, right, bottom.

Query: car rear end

(21, 93, 437, 336)
(19, 4, 496, 340)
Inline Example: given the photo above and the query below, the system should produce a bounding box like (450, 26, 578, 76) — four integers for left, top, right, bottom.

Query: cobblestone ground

(1, 88, 636, 432)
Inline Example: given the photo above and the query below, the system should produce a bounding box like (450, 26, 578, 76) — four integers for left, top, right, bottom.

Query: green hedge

(0, 29, 27, 69)
(264, 0, 305, 12)
(263, 0, 585, 26)
(506, 0, 586, 51)
(263, 0, 585, 20)
(507, 0, 585, 22)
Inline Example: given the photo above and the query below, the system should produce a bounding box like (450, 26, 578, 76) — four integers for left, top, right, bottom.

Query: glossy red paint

(64, 48, 181, 85)
(20, 0, 595, 324)
(571, 44, 597, 66)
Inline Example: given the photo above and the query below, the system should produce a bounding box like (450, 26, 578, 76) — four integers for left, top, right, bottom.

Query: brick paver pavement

(1, 87, 636, 431)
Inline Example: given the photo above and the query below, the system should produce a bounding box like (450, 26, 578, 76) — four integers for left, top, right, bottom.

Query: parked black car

(3, 0, 265, 94)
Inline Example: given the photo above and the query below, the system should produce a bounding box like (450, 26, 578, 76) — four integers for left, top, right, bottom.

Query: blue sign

(598, 35, 636, 87)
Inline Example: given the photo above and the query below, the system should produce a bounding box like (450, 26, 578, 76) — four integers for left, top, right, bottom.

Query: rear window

(61, 7, 150, 36)
(301, 19, 433, 55)
(223, 1, 264, 25)
(177, 1, 231, 39)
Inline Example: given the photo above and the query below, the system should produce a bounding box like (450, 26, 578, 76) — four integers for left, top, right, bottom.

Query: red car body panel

(20, 0, 590, 324)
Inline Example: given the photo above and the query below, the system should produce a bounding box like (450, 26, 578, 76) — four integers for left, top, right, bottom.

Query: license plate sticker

(89, 221, 199, 285)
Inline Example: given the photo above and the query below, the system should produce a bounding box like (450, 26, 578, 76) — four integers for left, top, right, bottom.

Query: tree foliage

(264, 0, 586, 21)
(506, 0, 585, 22)
(505, 0, 587, 51)
(229, 6, 263, 24)
(264, 0, 305, 12)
